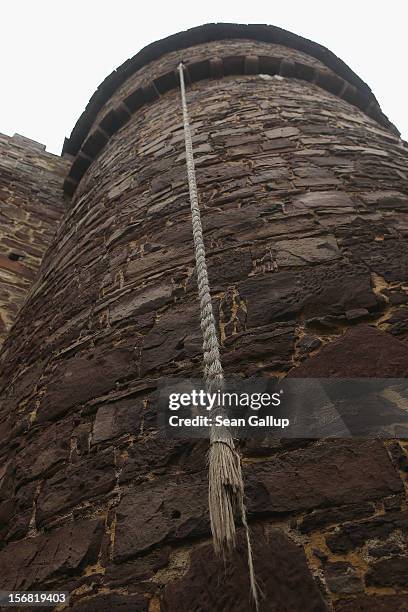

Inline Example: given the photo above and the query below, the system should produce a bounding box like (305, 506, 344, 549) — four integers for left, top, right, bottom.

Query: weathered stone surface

(324, 561, 363, 594)
(325, 511, 408, 553)
(114, 475, 208, 561)
(105, 547, 170, 587)
(348, 238, 408, 284)
(246, 441, 402, 514)
(387, 442, 408, 473)
(141, 304, 201, 374)
(0, 480, 37, 541)
(368, 541, 404, 558)
(360, 190, 408, 211)
(0, 519, 103, 590)
(298, 503, 375, 534)
(366, 556, 408, 587)
(207, 248, 253, 285)
(36, 450, 116, 526)
(335, 595, 408, 611)
(70, 593, 149, 611)
(275, 234, 340, 266)
(238, 271, 300, 325)
(293, 166, 341, 188)
(265, 126, 300, 139)
(386, 307, 408, 338)
(108, 282, 173, 323)
(287, 190, 355, 213)
(92, 397, 143, 443)
(239, 263, 378, 328)
(289, 325, 408, 377)
(15, 419, 72, 483)
(114, 440, 402, 563)
(0, 358, 47, 416)
(118, 438, 205, 483)
(162, 528, 328, 612)
(222, 323, 295, 374)
(301, 264, 379, 319)
(37, 346, 137, 421)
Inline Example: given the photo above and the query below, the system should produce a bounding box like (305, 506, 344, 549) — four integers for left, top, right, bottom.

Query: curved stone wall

(62, 23, 384, 159)
(0, 25, 407, 612)
(62, 35, 398, 196)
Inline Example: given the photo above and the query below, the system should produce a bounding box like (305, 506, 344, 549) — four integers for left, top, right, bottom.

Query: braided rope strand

(177, 62, 259, 610)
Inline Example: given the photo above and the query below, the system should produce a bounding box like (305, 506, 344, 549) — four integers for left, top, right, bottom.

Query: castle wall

(89, 39, 331, 128)
(0, 27, 407, 612)
(0, 133, 68, 346)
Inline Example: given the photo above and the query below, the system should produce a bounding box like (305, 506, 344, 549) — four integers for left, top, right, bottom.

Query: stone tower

(0, 23, 407, 612)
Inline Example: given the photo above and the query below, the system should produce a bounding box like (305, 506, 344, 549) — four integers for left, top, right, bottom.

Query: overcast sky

(1, 1, 406, 155)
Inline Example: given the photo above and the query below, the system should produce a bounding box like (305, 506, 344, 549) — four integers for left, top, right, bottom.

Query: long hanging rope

(177, 62, 259, 610)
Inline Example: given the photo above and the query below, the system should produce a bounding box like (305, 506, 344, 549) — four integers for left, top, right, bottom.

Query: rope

(177, 62, 260, 611)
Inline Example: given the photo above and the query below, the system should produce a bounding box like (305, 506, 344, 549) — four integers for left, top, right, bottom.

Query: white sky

(1, 1, 407, 155)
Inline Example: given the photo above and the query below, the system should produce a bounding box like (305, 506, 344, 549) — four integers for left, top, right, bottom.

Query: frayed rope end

(208, 435, 261, 611)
